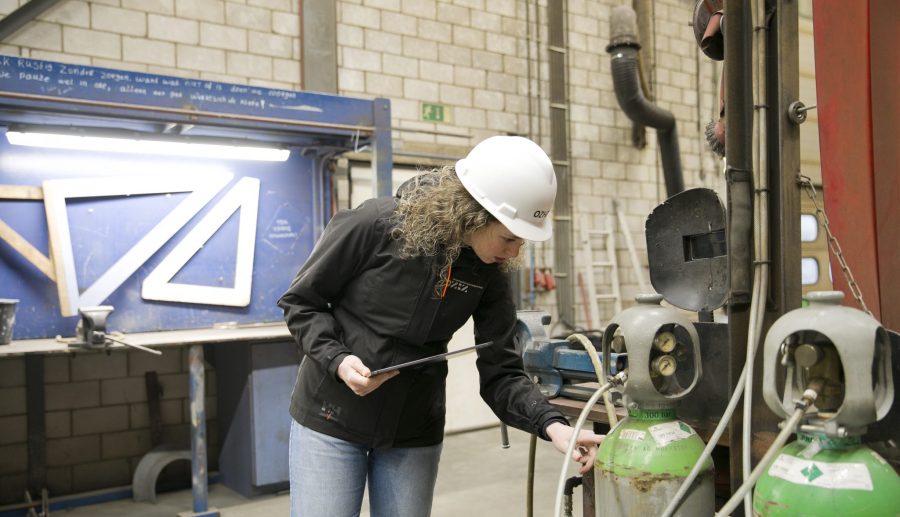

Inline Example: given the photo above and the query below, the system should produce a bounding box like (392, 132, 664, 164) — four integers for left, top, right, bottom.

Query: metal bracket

(788, 100, 816, 124)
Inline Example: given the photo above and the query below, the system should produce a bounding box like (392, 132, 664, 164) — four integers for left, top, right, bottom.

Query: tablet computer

(370, 341, 493, 376)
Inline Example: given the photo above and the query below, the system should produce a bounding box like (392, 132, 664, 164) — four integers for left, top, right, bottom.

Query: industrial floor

(53, 425, 584, 517)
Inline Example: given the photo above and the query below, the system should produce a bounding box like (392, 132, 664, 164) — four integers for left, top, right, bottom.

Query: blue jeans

(289, 420, 443, 517)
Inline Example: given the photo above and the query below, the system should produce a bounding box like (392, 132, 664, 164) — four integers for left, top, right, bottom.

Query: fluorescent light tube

(5, 131, 290, 162)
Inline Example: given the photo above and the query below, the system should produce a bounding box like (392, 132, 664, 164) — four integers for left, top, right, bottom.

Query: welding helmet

(455, 136, 557, 242)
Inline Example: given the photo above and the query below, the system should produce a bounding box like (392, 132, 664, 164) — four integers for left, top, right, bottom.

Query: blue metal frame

(1, 55, 375, 135)
(0, 54, 392, 193)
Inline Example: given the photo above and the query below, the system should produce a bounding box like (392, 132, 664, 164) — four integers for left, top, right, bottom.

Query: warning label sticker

(648, 421, 694, 447)
(767, 454, 873, 491)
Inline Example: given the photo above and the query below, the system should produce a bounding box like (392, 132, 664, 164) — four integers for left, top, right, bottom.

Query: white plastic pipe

(567, 334, 618, 427)
(553, 373, 625, 517)
(743, 0, 769, 513)
(716, 401, 811, 516)
(659, 362, 748, 517)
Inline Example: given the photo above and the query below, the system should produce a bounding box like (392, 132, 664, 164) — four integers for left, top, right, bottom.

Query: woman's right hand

(336, 355, 399, 396)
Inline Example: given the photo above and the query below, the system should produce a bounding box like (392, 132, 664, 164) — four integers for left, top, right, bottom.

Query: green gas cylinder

(753, 433, 900, 517)
(756, 291, 899, 517)
(595, 407, 714, 516)
(596, 293, 714, 517)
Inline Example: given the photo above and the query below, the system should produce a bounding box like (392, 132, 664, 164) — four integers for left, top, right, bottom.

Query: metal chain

(797, 175, 872, 316)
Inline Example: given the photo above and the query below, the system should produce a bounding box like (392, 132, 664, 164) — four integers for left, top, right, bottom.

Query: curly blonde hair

(390, 166, 522, 295)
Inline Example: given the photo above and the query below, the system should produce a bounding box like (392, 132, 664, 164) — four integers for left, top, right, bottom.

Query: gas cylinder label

(767, 454, 874, 491)
(648, 421, 694, 446)
(620, 430, 646, 441)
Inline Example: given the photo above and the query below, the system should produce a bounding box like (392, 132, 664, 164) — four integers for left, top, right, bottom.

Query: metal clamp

(69, 306, 161, 356)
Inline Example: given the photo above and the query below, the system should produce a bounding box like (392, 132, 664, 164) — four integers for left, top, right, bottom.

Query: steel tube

(0, 0, 64, 42)
(189, 344, 209, 514)
(724, 0, 755, 502)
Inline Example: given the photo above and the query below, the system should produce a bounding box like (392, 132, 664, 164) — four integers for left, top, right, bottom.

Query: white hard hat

(455, 136, 557, 241)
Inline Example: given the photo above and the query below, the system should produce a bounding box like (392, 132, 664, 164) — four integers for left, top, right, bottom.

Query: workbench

(0, 323, 292, 517)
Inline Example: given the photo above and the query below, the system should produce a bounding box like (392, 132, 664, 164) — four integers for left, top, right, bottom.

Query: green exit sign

(422, 103, 449, 122)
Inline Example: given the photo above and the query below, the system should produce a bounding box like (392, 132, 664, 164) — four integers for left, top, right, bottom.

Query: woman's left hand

(545, 422, 605, 474)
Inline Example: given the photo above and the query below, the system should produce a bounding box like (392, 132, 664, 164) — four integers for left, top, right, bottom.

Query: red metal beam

(811, 1, 882, 320)
(869, 0, 900, 331)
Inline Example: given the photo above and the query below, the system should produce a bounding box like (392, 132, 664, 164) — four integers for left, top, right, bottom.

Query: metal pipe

(548, 0, 576, 329)
(563, 475, 583, 517)
(0, 0, 64, 42)
(631, 0, 655, 149)
(499, 423, 510, 448)
(607, 6, 684, 197)
(526, 0, 534, 140)
(371, 98, 393, 198)
(633, 0, 655, 97)
(527, 433, 537, 517)
(391, 126, 469, 139)
(26, 355, 46, 496)
(724, 0, 754, 304)
(724, 0, 755, 499)
(188, 345, 211, 514)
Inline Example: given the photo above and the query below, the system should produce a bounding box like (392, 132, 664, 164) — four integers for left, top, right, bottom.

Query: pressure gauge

(794, 343, 823, 369)
(653, 331, 677, 353)
(652, 355, 677, 377)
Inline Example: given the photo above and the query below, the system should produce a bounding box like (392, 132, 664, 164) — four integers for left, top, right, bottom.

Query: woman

(278, 136, 603, 517)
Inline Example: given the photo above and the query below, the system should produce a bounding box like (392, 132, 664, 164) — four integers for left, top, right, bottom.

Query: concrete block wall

(0, 348, 216, 504)
(0, 0, 302, 89)
(0, 0, 723, 329)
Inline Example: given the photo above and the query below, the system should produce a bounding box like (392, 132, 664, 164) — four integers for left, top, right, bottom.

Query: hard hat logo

(456, 136, 558, 242)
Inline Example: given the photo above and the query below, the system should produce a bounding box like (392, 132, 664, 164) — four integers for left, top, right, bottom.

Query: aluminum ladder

(580, 213, 622, 330)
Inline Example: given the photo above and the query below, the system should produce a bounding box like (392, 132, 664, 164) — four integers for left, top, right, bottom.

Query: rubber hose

(567, 334, 618, 426)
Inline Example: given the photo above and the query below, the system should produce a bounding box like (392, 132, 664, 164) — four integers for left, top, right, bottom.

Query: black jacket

(278, 195, 567, 449)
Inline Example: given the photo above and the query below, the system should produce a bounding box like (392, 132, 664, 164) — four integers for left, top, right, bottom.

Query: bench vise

(515, 310, 626, 400)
